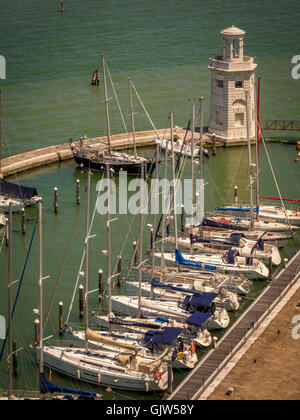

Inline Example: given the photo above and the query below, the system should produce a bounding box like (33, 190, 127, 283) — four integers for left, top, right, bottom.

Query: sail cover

(40, 373, 98, 398)
(143, 327, 183, 349)
(109, 317, 162, 330)
(0, 179, 38, 200)
(183, 293, 218, 309)
(185, 311, 212, 327)
(151, 279, 200, 296)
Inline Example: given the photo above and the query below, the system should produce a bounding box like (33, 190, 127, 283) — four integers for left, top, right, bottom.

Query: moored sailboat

(39, 170, 170, 392)
(155, 248, 269, 279)
(71, 55, 155, 176)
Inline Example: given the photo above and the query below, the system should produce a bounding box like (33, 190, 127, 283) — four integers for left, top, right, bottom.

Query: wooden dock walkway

(166, 249, 300, 400)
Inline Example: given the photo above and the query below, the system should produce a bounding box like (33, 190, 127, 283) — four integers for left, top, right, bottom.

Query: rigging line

(110, 149, 166, 281)
(130, 80, 162, 139)
(66, 175, 105, 324)
(105, 61, 130, 137)
(0, 224, 37, 362)
(43, 202, 83, 329)
(259, 124, 293, 232)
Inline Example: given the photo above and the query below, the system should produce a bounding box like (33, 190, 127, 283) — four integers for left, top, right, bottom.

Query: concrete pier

(0, 127, 228, 178)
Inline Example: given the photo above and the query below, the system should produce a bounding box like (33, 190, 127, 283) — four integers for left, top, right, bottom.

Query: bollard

(98, 269, 103, 300)
(34, 319, 40, 346)
(181, 204, 185, 232)
(212, 336, 218, 349)
(79, 285, 84, 319)
(21, 208, 26, 235)
(284, 258, 288, 268)
(212, 133, 216, 155)
(59, 301, 64, 336)
(133, 241, 138, 265)
(117, 256, 122, 287)
(54, 187, 58, 213)
(268, 257, 273, 281)
(234, 186, 238, 206)
(150, 229, 154, 251)
(76, 179, 80, 205)
(12, 340, 17, 377)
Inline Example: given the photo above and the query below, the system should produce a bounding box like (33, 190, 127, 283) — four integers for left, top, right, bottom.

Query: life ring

(155, 371, 162, 381)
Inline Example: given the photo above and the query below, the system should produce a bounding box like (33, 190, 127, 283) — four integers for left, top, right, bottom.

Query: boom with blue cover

(0, 179, 38, 200)
(40, 373, 99, 398)
(142, 327, 183, 349)
(175, 248, 217, 271)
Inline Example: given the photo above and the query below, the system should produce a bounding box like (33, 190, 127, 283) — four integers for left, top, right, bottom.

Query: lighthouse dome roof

(221, 25, 245, 37)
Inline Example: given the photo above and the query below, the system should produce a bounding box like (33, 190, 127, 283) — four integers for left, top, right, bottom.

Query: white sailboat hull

(155, 251, 269, 279)
(65, 330, 198, 370)
(0, 195, 41, 213)
(110, 296, 230, 330)
(171, 236, 281, 265)
(94, 316, 212, 349)
(39, 346, 169, 392)
(259, 206, 300, 225)
(124, 281, 239, 311)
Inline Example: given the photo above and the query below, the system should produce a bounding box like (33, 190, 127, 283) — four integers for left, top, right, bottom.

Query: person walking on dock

(91, 69, 100, 86)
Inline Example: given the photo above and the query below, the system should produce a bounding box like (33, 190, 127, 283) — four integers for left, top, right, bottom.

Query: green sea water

(0, 0, 300, 400)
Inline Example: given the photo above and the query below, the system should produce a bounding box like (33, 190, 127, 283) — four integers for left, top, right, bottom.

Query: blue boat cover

(213, 206, 259, 213)
(228, 233, 245, 245)
(183, 293, 218, 309)
(143, 327, 183, 349)
(151, 279, 201, 296)
(154, 317, 169, 323)
(226, 249, 238, 264)
(175, 249, 217, 271)
(40, 373, 97, 397)
(185, 311, 212, 327)
(202, 218, 248, 231)
(175, 248, 202, 269)
(0, 179, 38, 200)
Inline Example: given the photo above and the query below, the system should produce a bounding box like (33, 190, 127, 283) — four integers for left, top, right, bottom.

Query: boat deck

(166, 248, 300, 400)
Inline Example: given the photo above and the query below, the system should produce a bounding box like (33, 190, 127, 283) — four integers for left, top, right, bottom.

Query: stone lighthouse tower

(208, 26, 257, 143)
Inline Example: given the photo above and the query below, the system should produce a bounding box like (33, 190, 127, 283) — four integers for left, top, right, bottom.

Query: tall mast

(170, 111, 178, 249)
(138, 164, 144, 317)
(245, 91, 254, 231)
(199, 96, 204, 181)
(84, 171, 91, 352)
(255, 77, 261, 220)
(7, 203, 13, 399)
(0, 90, 2, 177)
(38, 200, 44, 395)
(151, 143, 159, 299)
(128, 78, 137, 159)
(191, 101, 195, 224)
(106, 164, 112, 335)
(102, 53, 112, 155)
(161, 140, 168, 270)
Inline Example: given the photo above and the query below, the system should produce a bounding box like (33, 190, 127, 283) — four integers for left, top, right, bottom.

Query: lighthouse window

(235, 113, 244, 126)
(235, 81, 243, 88)
(216, 80, 224, 88)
